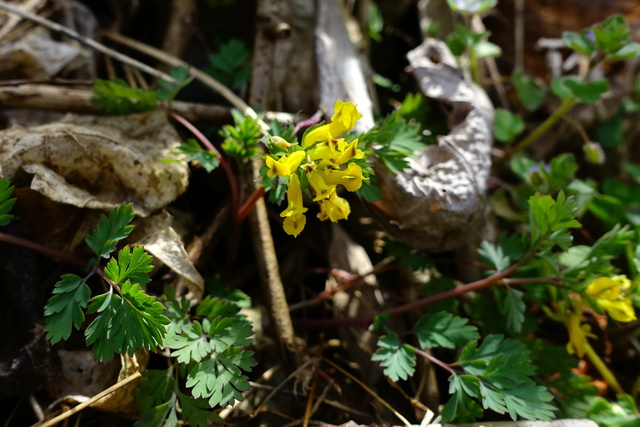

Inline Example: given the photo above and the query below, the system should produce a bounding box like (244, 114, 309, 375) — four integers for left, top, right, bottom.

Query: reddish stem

(415, 348, 456, 376)
(0, 232, 85, 265)
(237, 186, 265, 221)
(293, 249, 537, 329)
(168, 110, 240, 222)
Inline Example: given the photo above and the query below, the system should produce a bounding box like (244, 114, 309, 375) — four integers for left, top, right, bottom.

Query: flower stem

(508, 95, 577, 158)
(583, 339, 625, 395)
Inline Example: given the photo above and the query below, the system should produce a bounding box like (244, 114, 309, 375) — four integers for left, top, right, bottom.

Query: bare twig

(0, 0, 44, 41)
(0, 83, 233, 122)
(35, 372, 142, 427)
(0, 1, 176, 85)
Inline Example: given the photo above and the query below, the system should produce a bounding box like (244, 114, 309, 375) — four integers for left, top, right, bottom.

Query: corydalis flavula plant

(263, 100, 365, 236)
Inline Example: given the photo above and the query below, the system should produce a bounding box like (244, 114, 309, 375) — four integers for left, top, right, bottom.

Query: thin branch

(0, 1, 176, 84)
(35, 372, 142, 427)
(0, 232, 85, 265)
(414, 348, 456, 376)
(294, 247, 539, 329)
(322, 357, 412, 426)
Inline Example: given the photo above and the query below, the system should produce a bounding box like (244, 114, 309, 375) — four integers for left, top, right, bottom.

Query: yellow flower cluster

(265, 100, 365, 237)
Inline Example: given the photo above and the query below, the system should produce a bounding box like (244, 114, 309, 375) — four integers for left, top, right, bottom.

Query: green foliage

(447, 24, 501, 59)
(85, 203, 135, 258)
(512, 70, 545, 111)
(371, 332, 416, 381)
(136, 369, 222, 426)
(219, 110, 262, 162)
(358, 105, 425, 174)
(205, 39, 252, 90)
(493, 287, 526, 335)
(366, 1, 383, 42)
(158, 66, 193, 102)
(91, 67, 191, 114)
(552, 76, 610, 103)
(43, 274, 91, 343)
(528, 192, 581, 250)
(167, 139, 220, 172)
(413, 312, 479, 349)
(443, 335, 557, 422)
(44, 203, 168, 363)
(85, 280, 169, 362)
(586, 395, 640, 427)
(493, 109, 525, 143)
(0, 177, 16, 226)
(384, 238, 433, 271)
(91, 79, 160, 114)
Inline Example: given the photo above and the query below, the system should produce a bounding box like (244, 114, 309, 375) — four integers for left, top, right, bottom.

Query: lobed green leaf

(413, 312, 479, 349)
(43, 274, 91, 343)
(371, 332, 416, 381)
(85, 203, 135, 258)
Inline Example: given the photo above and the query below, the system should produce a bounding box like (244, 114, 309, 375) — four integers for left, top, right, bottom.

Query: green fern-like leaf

(414, 312, 479, 349)
(166, 139, 220, 172)
(0, 177, 16, 226)
(43, 274, 91, 343)
(371, 332, 416, 381)
(85, 203, 135, 258)
(85, 282, 169, 362)
(186, 346, 256, 407)
(104, 245, 153, 286)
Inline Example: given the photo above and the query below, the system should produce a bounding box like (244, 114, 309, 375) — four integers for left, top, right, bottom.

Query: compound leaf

(43, 274, 91, 343)
(177, 391, 222, 426)
(164, 320, 211, 364)
(104, 245, 153, 286)
(85, 203, 135, 258)
(166, 139, 219, 173)
(440, 375, 484, 423)
(186, 346, 255, 408)
(85, 282, 169, 362)
(413, 312, 479, 349)
(371, 332, 416, 381)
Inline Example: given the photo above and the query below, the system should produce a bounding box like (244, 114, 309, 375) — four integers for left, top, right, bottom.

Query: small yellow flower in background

(586, 275, 637, 322)
(263, 100, 365, 236)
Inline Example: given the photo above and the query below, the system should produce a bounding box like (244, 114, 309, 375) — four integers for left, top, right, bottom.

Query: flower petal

(322, 163, 363, 192)
(280, 174, 308, 218)
(283, 214, 306, 237)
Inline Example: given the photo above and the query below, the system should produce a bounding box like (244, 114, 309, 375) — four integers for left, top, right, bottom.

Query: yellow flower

(318, 192, 351, 222)
(283, 214, 306, 237)
(280, 174, 308, 219)
(334, 138, 364, 164)
(322, 163, 364, 192)
(265, 151, 306, 177)
(302, 101, 362, 147)
(586, 276, 637, 322)
(270, 136, 297, 150)
(302, 124, 333, 148)
(328, 100, 363, 137)
(565, 299, 596, 357)
(308, 170, 336, 201)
